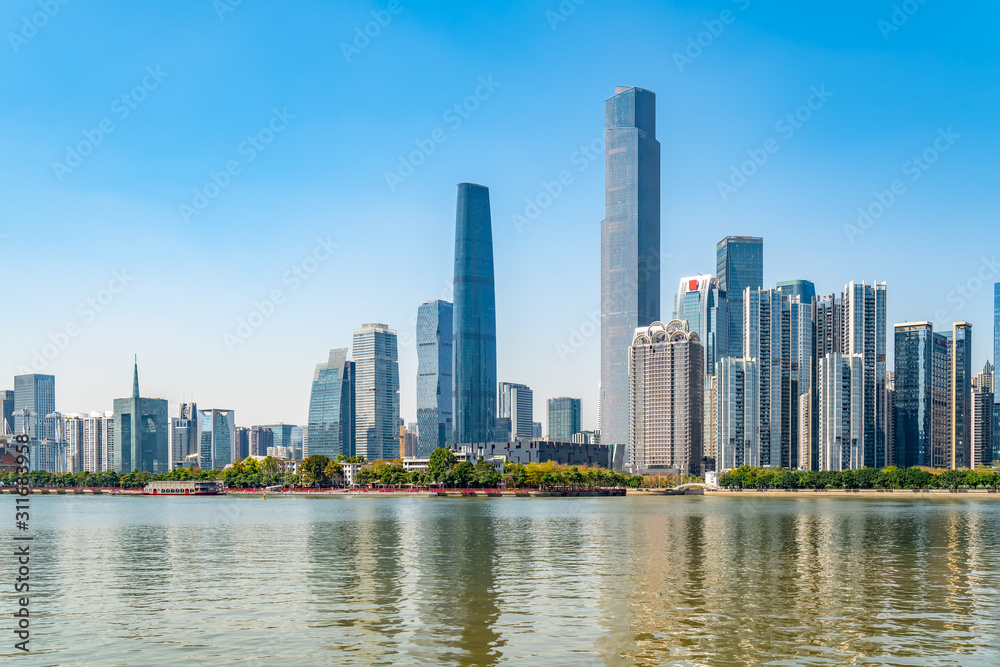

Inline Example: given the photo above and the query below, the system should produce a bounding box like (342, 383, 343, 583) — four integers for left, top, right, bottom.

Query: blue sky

(1, 0, 998, 430)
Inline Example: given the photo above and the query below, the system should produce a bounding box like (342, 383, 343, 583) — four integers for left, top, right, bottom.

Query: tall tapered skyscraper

(453, 183, 497, 445)
(994, 284, 1000, 463)
(601, 86, 660, 455)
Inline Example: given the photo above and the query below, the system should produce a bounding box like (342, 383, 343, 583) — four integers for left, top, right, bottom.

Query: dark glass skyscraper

(716, 236, 764, 358)
(417, 300, 453, 455)
(995, 283, 1000, 461)
(306, 348, 355, 459)
(894, 322, 933, 467)
(548, 397, 582, 442)
(453, 183, 497, 445)
(112, 362, 169, 474)
(601, 86, 660, 453)
(1, 390, 14, 436)
(951, 322, 972, 469)
(995, 283, 1000, 376)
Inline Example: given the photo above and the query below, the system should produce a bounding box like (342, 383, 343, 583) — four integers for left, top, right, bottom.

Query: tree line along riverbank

(1, 449, 668, 491)
(720, 465, 1000, 490)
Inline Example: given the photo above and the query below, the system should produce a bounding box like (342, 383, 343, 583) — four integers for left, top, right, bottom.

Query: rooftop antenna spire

(132, 355, 140, 399)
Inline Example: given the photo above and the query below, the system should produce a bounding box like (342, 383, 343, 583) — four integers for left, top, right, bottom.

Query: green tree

(452, 461, 474, 487)
(261, 456, 280, 477)
(428, 448, 458, 479)
(473, 459, 502, 488)
(937, 468, 966, 490)
(324, 460, 344, 486)
(504, 463, 527, 489)
(379, 464, 408, 487)
(300, 455, 332, 487)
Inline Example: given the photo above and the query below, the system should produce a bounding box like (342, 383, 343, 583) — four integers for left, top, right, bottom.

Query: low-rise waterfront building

(451, 440, 611, 468)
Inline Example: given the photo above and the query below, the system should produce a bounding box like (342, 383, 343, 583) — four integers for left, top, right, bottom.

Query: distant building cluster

(596, 86, 999, 478)
(7, 86, 999, 481)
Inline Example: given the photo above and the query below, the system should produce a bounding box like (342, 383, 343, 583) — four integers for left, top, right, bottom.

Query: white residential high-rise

(101, 413, 115, 472)
(814, 282, 888, 469)
(171, 403, 199, 470)
(972, 361, 994, 468)
(716, 357, 759, 471)
(64, 414, 84, 473)
(83, 411, 114, 472)
(817, 353, 864, 471)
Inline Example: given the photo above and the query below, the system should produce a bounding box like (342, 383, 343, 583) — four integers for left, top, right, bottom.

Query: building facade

(170, 403, 198, 470)
(82, 411, 112, 472)
(453, 440, 611, 468)
(628, 321, 703, 476)
(951, 322, 973, 469)
(716, 236, 763, 358)
(817, 353, 864, 471)
(353, 323, 400, 460)
(13, 373, 56, 442)
(499, 382, 533, 441)
(743, 288, 814, 470)
(453, 183, 498, 445)
(894, 322, 934, 468)
(64, 414, 84, 473)
(235, 427, 250, 460)
(306, 348, 356, 459)
(416, 299, 453, 455)
(972, 362, 994, 468)
(547, 397, 582, 442)
(931, 331, 951, 468)
(198, 409, 237, 470)
(813, 282, 887, 469)
(673, 276, 728, 377)
(1, 390, 14, 436)
(716, 357, 759, 471)
(112, 363, 169, 474)
(601, 86, 660, 454)
(995, 283, 1000, 463)
(250, 425, 273, 457)
(776, 279, 816, 304)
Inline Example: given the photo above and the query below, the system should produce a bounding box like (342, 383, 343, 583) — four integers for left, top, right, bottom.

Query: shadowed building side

(306, 348, 356, 459)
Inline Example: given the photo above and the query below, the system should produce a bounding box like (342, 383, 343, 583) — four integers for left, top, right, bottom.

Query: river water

(6, 494, 1000, 665)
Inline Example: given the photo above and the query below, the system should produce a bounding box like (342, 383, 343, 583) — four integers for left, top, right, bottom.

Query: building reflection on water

(607, 497, 1000, 666)
(22, 495, 1000, 665)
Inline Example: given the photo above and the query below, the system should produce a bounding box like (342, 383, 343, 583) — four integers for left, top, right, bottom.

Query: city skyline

(2, 1, 999, 431)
